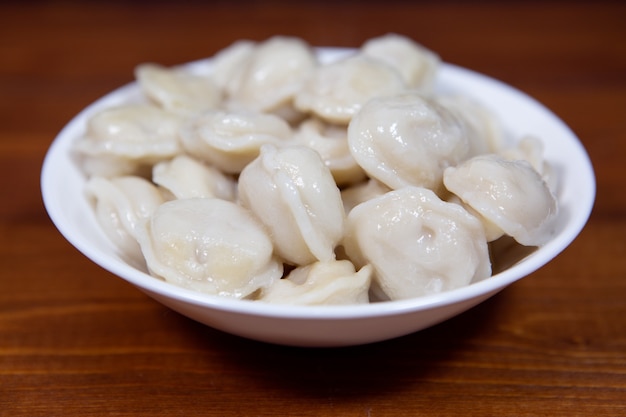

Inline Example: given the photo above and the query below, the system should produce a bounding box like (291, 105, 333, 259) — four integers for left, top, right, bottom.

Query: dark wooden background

(1, 1, 625, 416)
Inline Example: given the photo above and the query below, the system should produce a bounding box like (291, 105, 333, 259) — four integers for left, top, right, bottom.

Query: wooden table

(1, 1, 625, 415)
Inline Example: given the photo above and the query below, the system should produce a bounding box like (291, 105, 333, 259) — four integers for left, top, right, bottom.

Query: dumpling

(259, 260, 373, 305)
(498, 135, 557, 192)
(74, 104, 183, 178)
(179, 109, 292, 174)
(340, 178, 391, 214)
(347, 91, 471, 194)
(436, 94, 503, 156)
(443, 154, 558, 246)
(292, 118, 366, 186)
(342, 186, 491, 301)
(361, 33, 440, 92)
(238, 144, 346, 266)
(294, 54, 406, 124)
(135, 63, 221, 116)
(85, 175, 165, 267)
(225, 36, 317, 113)
(446, 193, 505, 242)
(138, 198, 283, 298)
(152, 154, 237, 201)
(211, 39, 256, 96)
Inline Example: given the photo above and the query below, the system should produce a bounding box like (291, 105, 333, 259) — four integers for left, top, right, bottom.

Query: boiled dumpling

(436, 94, 503, 156)
(292, 118, 366, 186)
(294, 54, 406, 124)
(342, 186, 491, 301)
(138, 198, 283, 298)
(347, 91, 471, 193)
(443, 154, 558, 246)
(152, 154, 236, 201)
(179, 109, 292, 174)
(74, 104, 183, 178)
(85, 175, 165, 267)
(498, 135, 557, 192)
(135, 63, 221, 116)
(211, 39, 256, 96)
(361, 33, 440, 92)
(225, 36, 317, 113)
(340, 178, 391, 214)
(446, 193, 505, 242)
(260, 260, 373, 305)
(238, 144, 345, 266)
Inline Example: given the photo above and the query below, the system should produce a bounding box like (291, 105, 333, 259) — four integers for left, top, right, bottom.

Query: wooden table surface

(1, 1, 625, 415)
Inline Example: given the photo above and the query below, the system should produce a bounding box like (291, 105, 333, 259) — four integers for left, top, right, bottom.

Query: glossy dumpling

(74, 104, 183, 177)
(343, 186, 491, 301)
(138, 198, 283, 298)
(292, 118, 366, 186)
(225, 36, 317, 113)
(498, 135, 557, 192)
(361, 33, 440, 92)
(340, 178, 391, 214)
(152, 154, 237, 201)
(443, 154, 558, 246)
(179, 109, 292, 174)
(446, 193, 505, 243)
(347, 91, 471, 193)
(135, 63, 221, 116)
(260, 260, 373, 305)
(294, 54, 406, 124)
(238, 144, 345, 266)
(85, 175, 165, 267)
(436, 94, 503, 156)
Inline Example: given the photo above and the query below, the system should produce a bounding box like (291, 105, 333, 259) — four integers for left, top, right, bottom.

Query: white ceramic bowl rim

(41, 47, 596, 322)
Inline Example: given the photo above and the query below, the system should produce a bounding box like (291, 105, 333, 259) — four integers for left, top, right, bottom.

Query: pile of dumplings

(73, 34, 558, 306)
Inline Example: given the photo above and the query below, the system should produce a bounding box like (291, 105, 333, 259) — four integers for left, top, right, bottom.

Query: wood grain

(1, 1, 625, 416)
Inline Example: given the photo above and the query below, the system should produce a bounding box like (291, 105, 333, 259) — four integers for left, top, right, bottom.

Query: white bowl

(41, 48, 595, 347)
